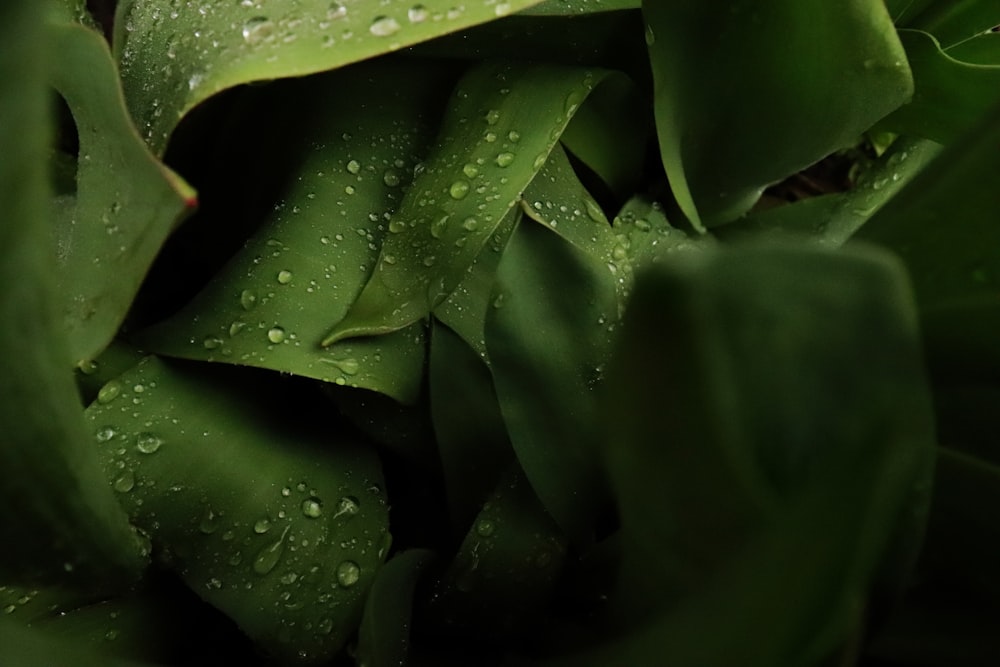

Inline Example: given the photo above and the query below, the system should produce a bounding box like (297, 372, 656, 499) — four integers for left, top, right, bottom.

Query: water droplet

(475, 518, 495, 537)
(346, 159, 361, 174)
(495, 152, 515, 167)
(422, 255, 437, 267)
(383, 169, 401, 187)
(105, 629, 119, 641)
(327, 2, 348, 20)
(301, 498, 323, 518)
(95, 426, 116, 443)
(199, 507, 220, 534)
(318, 617, 334, 635)
(242, 17, 274, 45)
(267, 326, 286, 344)
(240, 289, 258, 310)
(408, 4, 429, 22)
(461, 217, 479, 231)
(97, 381, 122, 404)
(484, 131, 498, 143)
(277, 269, 293, 284)
(388, 219, 407, 233)
(533, 153, 547, 170)
(495, 2, 512, 17)
(462, 163, 479, 178)
(254, 518, 272, 534)
(430, 214, 450, 238)
(136, 433, 163, 454)
(584, 198, 604, 223)
(564, 91, 583, 115)
(333, 495, 360, 519)
(369, 15, 401, 37)
(336, 560, 361, 587)
(449, 180, 470, 200)
(507, 130, 520, 142)
(203, 335, 223, 350)
(327, 357, 359, 375)
(644, 23, 655, 45)
(113, 471, 135, 493)
(254, 525, 290, 575)
(484, 109, 501, 125)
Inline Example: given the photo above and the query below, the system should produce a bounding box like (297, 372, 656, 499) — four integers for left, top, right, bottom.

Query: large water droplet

(242, 17, 274, 45)
(346, 159, 361, 174)
(369, 15, 401, 37)
(136, 433, 163, 454)
(449, 180, 470, 200)
(277, 270, 293, 284)
(430, 214, 450, 239)
(484, 109, 501, 125)
(462, 163, 479, 178)
(95, 425, 116, 443)
(199, 507, 220, 534)
(495, 152, 515, 168)
(388, 219, 407, 234)
(240, 289, 258, 311)
(475, 518, 496, 537)
(253, 525, 290, 575)
(267, 326, 286, 344)
(333, 495, 360, 519)
(254, 518, 272, 534)
(301, 497, 323, 518)
(383, 169, 401, 187)
(408, 4, 429, 22)
(327, 2, 348, 21)
(336, 560, 361, 587)
(113, 471, 135, 493)
(203, 335, 223, 350)
(97, 381, 122, 404)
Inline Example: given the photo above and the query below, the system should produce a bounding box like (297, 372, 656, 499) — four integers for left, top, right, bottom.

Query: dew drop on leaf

(253, 525, 290, 575)
(301, 498, 323, 518)
(369, 15, 401, 37)
(408, 4, 429, 23)
(449, 180, 470, 200)
(136, 433, 163, 454)
(335, 560, 361, 587)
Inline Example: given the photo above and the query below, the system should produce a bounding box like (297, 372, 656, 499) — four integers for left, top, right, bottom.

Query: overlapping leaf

(114, 0, 547, 153)
(84, 356, 390, 664)
(48, 16, 195, 366)
(321, 62, 611, 345)
(644, 0, 913, 228)
(138, 61, 452, 403)
(0, 1, 147, 589)
(898, 0, 1000, 48)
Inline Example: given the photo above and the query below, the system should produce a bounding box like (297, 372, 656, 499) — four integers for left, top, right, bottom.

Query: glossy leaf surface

(115, 0, 546, 153)
(84, 357, 389, 664)
(645, 0, 913, 227)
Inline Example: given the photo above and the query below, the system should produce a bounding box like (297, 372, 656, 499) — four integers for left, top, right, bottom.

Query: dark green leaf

(520, 0, 639, 15)
(902, 0, 1000, 48)
(645, 0, 913, 227)
(0, 0, 147, 590)
(84, 357, 390, 664)
(321, 62, 610, 346)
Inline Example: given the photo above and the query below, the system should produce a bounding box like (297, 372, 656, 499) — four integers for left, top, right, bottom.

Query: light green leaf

(84, 356, 390, 664)
(137, 61, 452, 404)
(114, 0, 547, 154)
(48, 18, 196, 366)
(645, 0, 913, 228)
(321, 62, 610, 346)
(0, 0, 147, 590)
(486, 219, 618, 542)
(880, 30, 1000, 144)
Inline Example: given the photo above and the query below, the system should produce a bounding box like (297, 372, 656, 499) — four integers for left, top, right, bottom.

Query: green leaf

(0, 0, 147, 590)
(0, 619, 152, 667)
(645, 0, 913, 228)
(901, 0, 1000, 48)
(946, 31, 1000, 65)
(422, 466, 568, 643)
(48, 17, 196, 366)
(355, 549, 435, 667)
(485, 219, 618, 542)
(853, 98, 1000, 311)
(114, 0, 547, 154)
(520, 0, 640, 15)
(716, 137, 941, 245)
(429, 321, 515, 533)
(83, 356, 390, 664)
(602, 243, 935, 627)
(321, 62, 610, 346)
(610, 195, 709, 269)
(137, 61, 452, 404)
(879, 30, 1000, 144)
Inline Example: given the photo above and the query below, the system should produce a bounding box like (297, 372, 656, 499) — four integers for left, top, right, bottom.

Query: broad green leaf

(356, 549, 435, 667)
(429, 321, 515, 533)
(84, 356, 390, 664)
(48, 17, 195, 366)
(947, 31, 1000, 65)
(0, 0, 147, 589)
(610, 196, 709, 270)
(853, 98, 1000, 311)
(645, 0, 913, 228)
(0, 619, 152, 667)
(321, 62, 610, 346)
(717, 137, 941, 245)
(602, 244, 935, 626)
(138, 61, 451, 404)
(520, 0, 640, 15)
(75, 340, 147, 405)
(903, 0, 1000, 48)
(559, 75, 650, 199)
(422, 466, 567, 642)
(486, 219, 618, 542)
(520, 143, 631, 307)
(879, 30, 1000, 144)
(114, 0, 547, 154)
